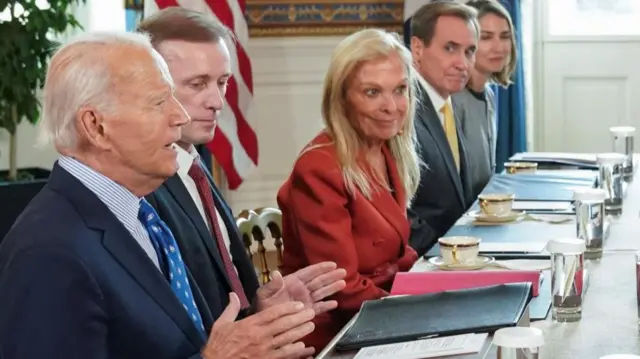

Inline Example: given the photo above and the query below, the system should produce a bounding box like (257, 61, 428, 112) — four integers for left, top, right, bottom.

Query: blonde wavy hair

(319, 28, 422, 206)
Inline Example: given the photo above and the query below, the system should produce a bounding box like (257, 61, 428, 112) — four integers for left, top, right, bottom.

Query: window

(1, 1, 126, 32)
(547, 0, 640, 36)
(0, 0, 51, 21)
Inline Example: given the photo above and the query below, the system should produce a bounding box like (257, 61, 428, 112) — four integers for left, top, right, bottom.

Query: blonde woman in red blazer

(277, 28, 424, 351)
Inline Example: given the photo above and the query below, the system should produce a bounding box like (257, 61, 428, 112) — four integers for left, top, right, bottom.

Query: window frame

(543, 0, 640, 42)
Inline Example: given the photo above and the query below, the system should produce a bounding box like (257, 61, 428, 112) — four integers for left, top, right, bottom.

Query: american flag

(144, 0, 258, 190)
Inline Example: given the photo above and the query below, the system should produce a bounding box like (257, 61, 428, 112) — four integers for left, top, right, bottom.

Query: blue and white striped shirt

(58, 156, 160, 269)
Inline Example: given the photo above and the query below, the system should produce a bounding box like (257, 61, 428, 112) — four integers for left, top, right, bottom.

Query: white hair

(38, 31, 173, 150)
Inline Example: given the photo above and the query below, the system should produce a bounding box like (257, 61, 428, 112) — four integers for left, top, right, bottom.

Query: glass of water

(547, 238, 586, 322)
(610, 126, 635, 181)
(596, 153, 626, 215)
(636, 252, 640, 327)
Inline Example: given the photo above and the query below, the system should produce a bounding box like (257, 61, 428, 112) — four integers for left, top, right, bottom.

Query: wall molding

(246, 0, 403, 38)
(226, 175, 285, 212)
(249, 37, 344, 85)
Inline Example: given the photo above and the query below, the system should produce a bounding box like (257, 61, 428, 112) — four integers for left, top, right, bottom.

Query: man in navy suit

(0, 31, 326, 359)
(138, 7, 347, 349)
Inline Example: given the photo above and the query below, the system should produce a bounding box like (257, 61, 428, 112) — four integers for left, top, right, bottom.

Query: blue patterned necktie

(138, 199, 206, 337)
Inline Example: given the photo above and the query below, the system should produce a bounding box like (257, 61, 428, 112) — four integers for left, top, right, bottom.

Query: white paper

(512, 201, 573, 211)
(479, 242, 547, 253)
(353, 333, 487, 359)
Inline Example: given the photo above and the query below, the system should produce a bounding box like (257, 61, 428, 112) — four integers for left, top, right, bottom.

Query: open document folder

(335, 283, 532, 351)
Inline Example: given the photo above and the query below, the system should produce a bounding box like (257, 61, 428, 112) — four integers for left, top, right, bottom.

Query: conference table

(317, 172, 640, 359)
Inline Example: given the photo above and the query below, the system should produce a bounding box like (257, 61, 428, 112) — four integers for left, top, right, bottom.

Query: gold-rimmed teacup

(478, 193, 515, 217)
(504, 161, 538, 174)
(438, 236, 481, 265)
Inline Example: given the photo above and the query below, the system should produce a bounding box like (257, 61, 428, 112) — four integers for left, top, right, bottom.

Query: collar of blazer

(163, 173, 234, 290)
(355, 144, 411, 245)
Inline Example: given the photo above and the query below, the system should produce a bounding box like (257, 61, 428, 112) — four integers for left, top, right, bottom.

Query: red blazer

(277, 132, 418, 351)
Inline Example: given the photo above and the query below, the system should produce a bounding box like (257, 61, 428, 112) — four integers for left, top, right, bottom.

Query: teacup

(438, 236, 481, 265)
(504, 161, 538, 174)
(478, 193, 515, 216)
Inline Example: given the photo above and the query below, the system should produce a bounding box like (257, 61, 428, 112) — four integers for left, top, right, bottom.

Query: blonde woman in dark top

(452, 0, 517, 198)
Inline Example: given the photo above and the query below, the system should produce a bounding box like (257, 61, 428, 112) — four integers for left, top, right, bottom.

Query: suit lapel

(361, 146, 410, 244)
(47, 164, 205, 348)
(417, 90, 466, 206)
(102, 228, 205, 346)
(163, 174, 232, 289)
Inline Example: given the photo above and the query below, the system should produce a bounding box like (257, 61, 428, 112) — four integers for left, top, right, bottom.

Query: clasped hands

(202, 261, 347, 359)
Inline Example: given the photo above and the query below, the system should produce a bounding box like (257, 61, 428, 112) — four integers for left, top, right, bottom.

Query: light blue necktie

(138, 199, 205, 337)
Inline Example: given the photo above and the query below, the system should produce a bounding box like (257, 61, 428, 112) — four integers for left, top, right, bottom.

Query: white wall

(0, 36, 342, 215)
(0, 124, 57, 172)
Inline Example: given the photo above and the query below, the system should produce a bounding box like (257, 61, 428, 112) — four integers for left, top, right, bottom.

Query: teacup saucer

(467, 210, 525, 223)
(428, 255, 495, 271)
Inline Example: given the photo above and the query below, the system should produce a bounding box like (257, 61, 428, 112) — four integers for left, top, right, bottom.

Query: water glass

(610, 126, 635, 181)
(547, 238, 586, 322)
(573, 188, 607, 259)
(493, 327, 544, 359)
(636, 252, 640, 327)
(596, 153, 626, 215)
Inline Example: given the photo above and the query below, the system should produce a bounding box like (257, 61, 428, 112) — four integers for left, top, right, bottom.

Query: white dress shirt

(173, 144, 235, 262)
(422, 79, 454, 127)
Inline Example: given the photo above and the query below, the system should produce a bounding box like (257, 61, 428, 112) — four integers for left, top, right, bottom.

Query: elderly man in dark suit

(138, 7, 347, 344)
(407, 2, 480, 255)
(0, 30, 341, 359)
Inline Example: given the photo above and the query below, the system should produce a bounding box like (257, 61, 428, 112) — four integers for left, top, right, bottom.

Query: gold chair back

(236, 207, 284, 284)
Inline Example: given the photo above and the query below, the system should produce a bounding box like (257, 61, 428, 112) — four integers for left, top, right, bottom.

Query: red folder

(391, 270, 542, 297)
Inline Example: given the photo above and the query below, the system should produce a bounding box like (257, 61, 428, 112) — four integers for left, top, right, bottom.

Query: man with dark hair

(138, 7, 347, 358)
(407, 1, 480, 255)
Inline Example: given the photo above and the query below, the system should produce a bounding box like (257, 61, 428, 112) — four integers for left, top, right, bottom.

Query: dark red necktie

(188, 162, 250, 309)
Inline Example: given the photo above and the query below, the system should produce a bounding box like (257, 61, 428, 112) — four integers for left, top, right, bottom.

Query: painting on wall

(246, 0, 404, 37)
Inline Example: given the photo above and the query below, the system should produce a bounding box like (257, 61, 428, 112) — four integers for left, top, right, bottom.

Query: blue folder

(479, 171, 597, 202)
(425, 221, 575, 259)
(509, 152, 598, 170)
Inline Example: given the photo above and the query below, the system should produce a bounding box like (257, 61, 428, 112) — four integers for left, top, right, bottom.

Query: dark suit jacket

(146, 162, 259, 322)
(277, 132, 419, 350)
(0, 163, 207, 359)
(408, 86, 475, 256)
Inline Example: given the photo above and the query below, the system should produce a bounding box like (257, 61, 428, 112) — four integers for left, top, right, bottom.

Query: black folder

(335, 283, 532, 351)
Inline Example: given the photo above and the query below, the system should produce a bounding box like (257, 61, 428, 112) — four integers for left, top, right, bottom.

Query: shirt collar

(421, 77, 452, 113)
(57, 156, 142, 234)
(173, 144, 199, 178)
